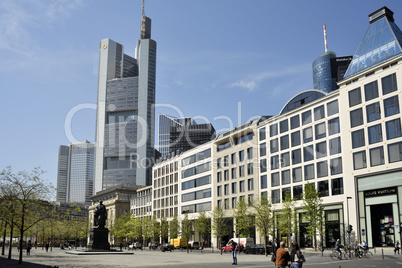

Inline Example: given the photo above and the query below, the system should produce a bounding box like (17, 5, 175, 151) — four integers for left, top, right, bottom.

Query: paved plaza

(0, 247, 401, 268)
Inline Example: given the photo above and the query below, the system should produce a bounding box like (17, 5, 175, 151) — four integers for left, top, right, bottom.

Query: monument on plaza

(87, 201, 110, 250)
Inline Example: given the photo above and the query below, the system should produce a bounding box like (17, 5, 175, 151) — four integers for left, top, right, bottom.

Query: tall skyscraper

(94, 10, 156, 193)
(56, 141, 94, 205)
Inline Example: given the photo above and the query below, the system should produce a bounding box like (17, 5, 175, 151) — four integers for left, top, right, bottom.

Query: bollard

(382, 248, 384, 259)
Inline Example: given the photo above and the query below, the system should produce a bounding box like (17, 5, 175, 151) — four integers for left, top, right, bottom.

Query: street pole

(346, 197, 352, 246)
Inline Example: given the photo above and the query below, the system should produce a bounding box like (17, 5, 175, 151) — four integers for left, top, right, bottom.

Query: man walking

(275, 241, 290, 268)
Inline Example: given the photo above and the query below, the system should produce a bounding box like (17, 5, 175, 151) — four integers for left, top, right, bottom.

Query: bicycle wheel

(330, 252, 339, 260)
(343, 252, 351, 260)
(365, 251, 373, 259)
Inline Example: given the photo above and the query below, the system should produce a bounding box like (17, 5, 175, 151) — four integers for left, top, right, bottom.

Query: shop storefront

(357, 171, 402, 247)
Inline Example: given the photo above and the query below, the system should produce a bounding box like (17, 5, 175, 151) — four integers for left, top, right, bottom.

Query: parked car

(129, 242, 142, 250)
(222, 243, 244, 252)
(189, 241, 200, 249)
(243, 244, 265, 254)
(160, 243, 174, 252)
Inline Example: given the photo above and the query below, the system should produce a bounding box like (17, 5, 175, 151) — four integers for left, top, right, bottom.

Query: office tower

(312, 25, 352, 92)
(56, 141, 94, 205)
(94, 11, 156, 193)
(158, 114, 216, 158)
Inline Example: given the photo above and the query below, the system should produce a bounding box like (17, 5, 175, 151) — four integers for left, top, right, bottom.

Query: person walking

(275, 241, 290, 268)
(27, 240, 32, 255)
(229, 239, 238, 265)
(290, 243, 304, 268)
(395, 241, 400, 255)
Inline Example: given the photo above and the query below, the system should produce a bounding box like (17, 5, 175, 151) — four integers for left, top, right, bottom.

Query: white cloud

(230, 80, 256, 91)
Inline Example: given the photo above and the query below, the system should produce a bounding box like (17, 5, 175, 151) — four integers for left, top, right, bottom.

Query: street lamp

(346, 197, 352, 246)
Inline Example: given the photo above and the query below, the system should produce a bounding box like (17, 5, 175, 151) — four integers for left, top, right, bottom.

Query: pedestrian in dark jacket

(230, 239, 238, 265)
(275, 241, 290, 268)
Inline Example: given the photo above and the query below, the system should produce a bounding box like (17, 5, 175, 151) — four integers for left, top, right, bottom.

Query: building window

(231, 153, 237, 164)
(271, 156, 279, 170)
(384, 95, 400, 117)
(280, 135, 289, 150)
(281, 152, 290, 167)
(270, 123, 278, 137)
(386, 118, 402, 140)
(271, 172, 280, 187)
(303, 145, 314, 162)
(282, 187, 291, 201)
(281, 170, 291, 185)
(370, 146, 385, 167)
(314, 105, 325, 121)
(248, 178, 254, 191)
(292, 167, 302, 183)
(328, 117, 340, 135)
(366, 102, 381, 122)
(260, 142, 267, 157)
(317, 161, 328, 178)
(318, 180, 329, 197)
(302, 110, 312, 125)
(315, 122, 326, 140)
(247, 147, 253, 159)
(303, 127, 313, 143)
(330, 157, 343, 175)
(217, 158, 222, 169)
(272, 189, 280, 204)
(316, 141, 327, 159)
(364, 81, 379, 101)
(290, 115, 300, 129)
(327, 100, 339, 116)
(352, 129, 365, 148)
(331, 178, 343, 196)
(232, 197, 237, 209)
(381, 73, 398, 95)
(368, 124, 383, 144)
(239, 165, 245, 177)
(259, 127, 266, 140)
(232, 182, 237, 194)
(349, 87, 362, 107)
(260, 175, 267, 189)
(217, 186, 222, 197)
(293, 185, 303, 200)
(239, 180, 245, 192)
(353, 151, 367, 170)
(224, 170, 229, 181)
(224, 198, 229, 209)
(270, 138, 279, 153)
(388, 142, 402, 163)
(224, 155, 229, 167)
(280, 119, 288, 133)
(304, 164, 315, 180)
(239, 150, 245, 161)
(350, 108, 364, 128)
(217, 172, 222, 182)
(292, 149, 301, 164)
(291, 131, 301, 147)
(224, 184, 229, 195)
(260, 159, 267, 172)
(329, 137, 341, 155)
(247, 163, 253, 175)
(231, 167, 237, 179)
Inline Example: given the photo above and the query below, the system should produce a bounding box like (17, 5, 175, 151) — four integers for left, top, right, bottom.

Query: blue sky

(1, 0, 401, 189)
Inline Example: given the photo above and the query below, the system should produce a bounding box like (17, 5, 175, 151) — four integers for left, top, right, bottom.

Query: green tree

(234, 198, 254, 237)
(194, 211, 210, 244)
(110, 212, 131, 243)
(253, 195, 273, 256)
(160, 218, 169, 243)
(211, 205, 229, 255)
(302, 183, 324, 251)
(0, 167, 54, 264)
(151, 216, 160, 245)
(180, 214, 193, 253)
(277, 190, 296, 247)
(169, 215, 179, 239)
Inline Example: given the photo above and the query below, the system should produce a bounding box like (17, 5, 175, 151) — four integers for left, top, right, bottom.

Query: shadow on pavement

(0, 256, 57, 268)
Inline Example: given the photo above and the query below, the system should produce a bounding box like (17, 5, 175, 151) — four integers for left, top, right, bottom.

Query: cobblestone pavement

(1, 247, 401, 268)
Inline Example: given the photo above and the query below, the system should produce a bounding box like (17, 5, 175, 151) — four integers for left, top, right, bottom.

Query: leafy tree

(169, 215, 179, 239)
(211, 204, 229, 255)
(194, 211, 210, 244)
(151, 216, 160, 245)
(160, 218, 169, 243)
(180, 214, 193, 253)
(110, 212, 130, 242)
(277, 190, 296, 247)
(0, 167, 54, 264)
(253, 195, 273, 256)
(234, 198, 254, 237)
(302, 183, 324, 251)
(142, 217, 153, 245)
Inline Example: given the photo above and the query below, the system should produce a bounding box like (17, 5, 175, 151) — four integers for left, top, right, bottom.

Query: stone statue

(94, 201, 107, 228)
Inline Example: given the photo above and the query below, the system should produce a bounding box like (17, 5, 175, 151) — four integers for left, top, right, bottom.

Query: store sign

(364, 187, 397, 198)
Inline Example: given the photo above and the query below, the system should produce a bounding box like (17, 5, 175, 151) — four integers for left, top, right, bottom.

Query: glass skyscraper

(94, 14, 156, 193)
(56, 141, 94, 205)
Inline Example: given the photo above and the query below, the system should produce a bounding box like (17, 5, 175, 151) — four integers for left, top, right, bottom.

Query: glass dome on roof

(344, 15, 402, 79)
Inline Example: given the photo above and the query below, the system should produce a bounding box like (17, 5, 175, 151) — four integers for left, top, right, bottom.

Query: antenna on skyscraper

(142, 0, 145, 16)
(323, 24, 328, 52)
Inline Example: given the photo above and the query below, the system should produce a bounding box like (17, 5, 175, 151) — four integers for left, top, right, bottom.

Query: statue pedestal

(87, 227, 110, 250)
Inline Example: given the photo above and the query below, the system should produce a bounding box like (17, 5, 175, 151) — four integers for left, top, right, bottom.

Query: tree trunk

(18, 213, 24, 264)
(1, 220, 6, 256)
(8, 220, 14, 259)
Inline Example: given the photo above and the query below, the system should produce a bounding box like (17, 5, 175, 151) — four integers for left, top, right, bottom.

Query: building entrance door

(370, 203, 395, 247)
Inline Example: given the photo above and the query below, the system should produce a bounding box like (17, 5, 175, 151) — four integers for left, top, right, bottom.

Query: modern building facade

(94, 14, 157, 193)
(130, 185, 152, 218)
(56, 141, 94, 205)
